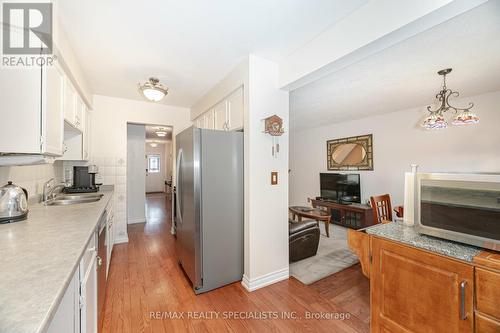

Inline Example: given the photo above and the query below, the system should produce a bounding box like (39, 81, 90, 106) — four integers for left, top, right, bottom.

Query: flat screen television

(320, 173, 361, 203)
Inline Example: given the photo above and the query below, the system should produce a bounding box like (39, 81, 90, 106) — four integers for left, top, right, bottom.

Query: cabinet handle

(97, 256, 102, 266)
(459, 281, 467, 320)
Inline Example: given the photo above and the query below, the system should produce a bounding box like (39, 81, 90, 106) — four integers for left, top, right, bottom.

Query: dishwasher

(97, 211, 107, 332)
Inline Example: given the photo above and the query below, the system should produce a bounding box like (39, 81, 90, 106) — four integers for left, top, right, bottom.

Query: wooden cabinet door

(214, 100, 228, 130)
(42, 63, 65, 156)
(227, 87, 243, 130)
(371, 237, 474, 333)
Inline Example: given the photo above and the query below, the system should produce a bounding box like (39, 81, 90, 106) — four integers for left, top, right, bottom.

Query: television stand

(309, 198, 375, 230)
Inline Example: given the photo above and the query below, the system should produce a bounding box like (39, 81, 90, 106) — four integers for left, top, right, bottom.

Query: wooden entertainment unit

(310, 198, 375, 230)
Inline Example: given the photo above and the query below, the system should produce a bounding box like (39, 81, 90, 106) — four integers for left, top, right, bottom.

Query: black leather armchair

(289, 220, 320, 262)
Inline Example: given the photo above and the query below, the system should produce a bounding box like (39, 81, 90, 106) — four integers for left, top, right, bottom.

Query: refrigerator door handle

(176, 148, 184, 224)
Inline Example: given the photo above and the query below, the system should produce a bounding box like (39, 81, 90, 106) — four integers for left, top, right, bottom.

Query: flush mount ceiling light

(138, 77, 168, 102)
(155, 127, 167, 137)
(149, 142, 158, 148)
(422, 68, 479, 130)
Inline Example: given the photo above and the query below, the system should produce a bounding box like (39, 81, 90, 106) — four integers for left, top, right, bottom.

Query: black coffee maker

(64, 166, 100, 193)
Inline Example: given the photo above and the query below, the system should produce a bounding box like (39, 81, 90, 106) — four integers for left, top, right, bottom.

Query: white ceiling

(290, 1, 500, 130)
(57, 0, 367, 107)
(145, 125, 173, 142)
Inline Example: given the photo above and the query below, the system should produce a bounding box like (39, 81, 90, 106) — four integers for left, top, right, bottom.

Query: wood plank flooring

(102, 194, 370, 333)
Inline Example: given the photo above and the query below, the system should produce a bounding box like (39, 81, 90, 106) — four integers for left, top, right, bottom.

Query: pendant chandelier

(138, 77, 169, 102)
(422, 68, 479, 130)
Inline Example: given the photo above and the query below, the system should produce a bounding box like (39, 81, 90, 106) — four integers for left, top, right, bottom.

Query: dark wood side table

(310, 199, 375, 230)
(289, 206, 332, 237)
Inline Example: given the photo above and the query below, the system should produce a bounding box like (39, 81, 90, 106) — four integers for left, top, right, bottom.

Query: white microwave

(414, 173, 500, 251)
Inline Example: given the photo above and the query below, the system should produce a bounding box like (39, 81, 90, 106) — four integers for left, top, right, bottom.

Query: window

(148, 155, 160, 173)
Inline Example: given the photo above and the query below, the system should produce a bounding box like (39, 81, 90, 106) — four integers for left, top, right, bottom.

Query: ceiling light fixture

(150, 142, 158, 148)
(138, 77, 169, 102)
(422, 68, 478, 130)
(155, 127, 167, 137)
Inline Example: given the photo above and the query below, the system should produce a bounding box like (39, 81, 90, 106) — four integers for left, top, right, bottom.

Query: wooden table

(289, 206, 331, 237)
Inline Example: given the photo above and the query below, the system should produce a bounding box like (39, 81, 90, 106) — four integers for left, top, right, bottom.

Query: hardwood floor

(102, 193, 370, 333)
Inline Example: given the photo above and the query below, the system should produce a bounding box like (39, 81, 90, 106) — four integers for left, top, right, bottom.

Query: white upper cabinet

(64, 78, 78, 128)
(83, 107, 91, 161)
(195, 116, 205, 128)
(75, 95, 84, 131)
(227, 87, 243, 130)
(204, 109, 215, 130)
(214, 100, 228, 130)
(42, 63, 65, 156)
(0, 58, 64, 156)
(194, 86, 244, 133)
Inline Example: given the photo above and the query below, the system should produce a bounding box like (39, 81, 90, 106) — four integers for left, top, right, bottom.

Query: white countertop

(0, 186, 114, 333)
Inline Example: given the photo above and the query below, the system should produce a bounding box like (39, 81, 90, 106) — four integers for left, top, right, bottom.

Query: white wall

(90, 95, 191, 242)
(127, 124, 146, 223)
(290, 90, 500, 209)
(192, 55, 290, 291)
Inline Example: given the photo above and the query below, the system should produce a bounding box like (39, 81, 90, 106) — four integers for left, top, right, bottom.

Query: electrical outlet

(271, 172, 278, 185)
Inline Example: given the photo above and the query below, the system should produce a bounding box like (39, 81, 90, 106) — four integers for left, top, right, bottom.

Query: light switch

(271, 172, 278, 185)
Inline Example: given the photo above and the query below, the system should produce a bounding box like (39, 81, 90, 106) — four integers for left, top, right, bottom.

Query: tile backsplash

(1, 156, 128, 241)
(0, 163, 62, 201)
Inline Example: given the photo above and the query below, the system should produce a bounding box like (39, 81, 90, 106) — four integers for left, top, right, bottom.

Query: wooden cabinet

(371, 237, 474, 333)
(348, 230, 500, 333)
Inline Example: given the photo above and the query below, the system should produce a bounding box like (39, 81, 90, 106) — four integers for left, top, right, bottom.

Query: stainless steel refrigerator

(175, 127, 243, 294)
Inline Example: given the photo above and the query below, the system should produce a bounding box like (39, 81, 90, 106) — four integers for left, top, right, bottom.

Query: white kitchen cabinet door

(64, 78, 77, 127)
(195, 116, 205, 128)
(227, 87, 244, 130)
(75, 96, 84, 131)
(80, 252, 97, 333)
(0, 26, 42, 154)
(83, 108, 91, 161)
(204, 109, 215, 130)
(41, 63, 65, 156)
(46, 269, 79, 333)
(214, 100, 228, 130)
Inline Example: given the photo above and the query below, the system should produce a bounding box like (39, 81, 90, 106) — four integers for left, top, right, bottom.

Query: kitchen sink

(45, 193, 103, 206)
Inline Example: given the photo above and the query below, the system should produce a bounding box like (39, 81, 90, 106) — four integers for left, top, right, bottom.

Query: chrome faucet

(42, 178, 67, 202)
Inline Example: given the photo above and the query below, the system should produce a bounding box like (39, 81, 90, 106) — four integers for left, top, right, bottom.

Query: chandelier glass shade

(422, 68, 478, 130)
(138, 77, 168, 102)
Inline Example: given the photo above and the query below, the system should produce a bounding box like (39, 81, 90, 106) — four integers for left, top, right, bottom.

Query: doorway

(126, 123, 173, 225)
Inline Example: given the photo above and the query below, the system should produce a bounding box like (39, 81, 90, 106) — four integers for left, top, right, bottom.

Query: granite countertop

(365, 222, 482, 262)
(0, 186, 114, 333)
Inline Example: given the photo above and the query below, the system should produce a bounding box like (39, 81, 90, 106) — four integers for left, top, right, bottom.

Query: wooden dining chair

(370, 194, 393, 224)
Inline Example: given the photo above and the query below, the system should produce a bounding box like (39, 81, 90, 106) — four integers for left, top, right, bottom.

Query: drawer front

(475, 268, 500, 320)
(475, 312, 500, 333)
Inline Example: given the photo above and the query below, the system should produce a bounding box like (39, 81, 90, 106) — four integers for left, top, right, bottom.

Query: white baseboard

(127, 217, 146, 224)
(241, 267, 289, 292)
(114, 234, 129, 244)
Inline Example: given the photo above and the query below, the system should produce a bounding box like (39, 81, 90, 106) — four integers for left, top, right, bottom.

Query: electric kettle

(0, 181, 29, 224)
